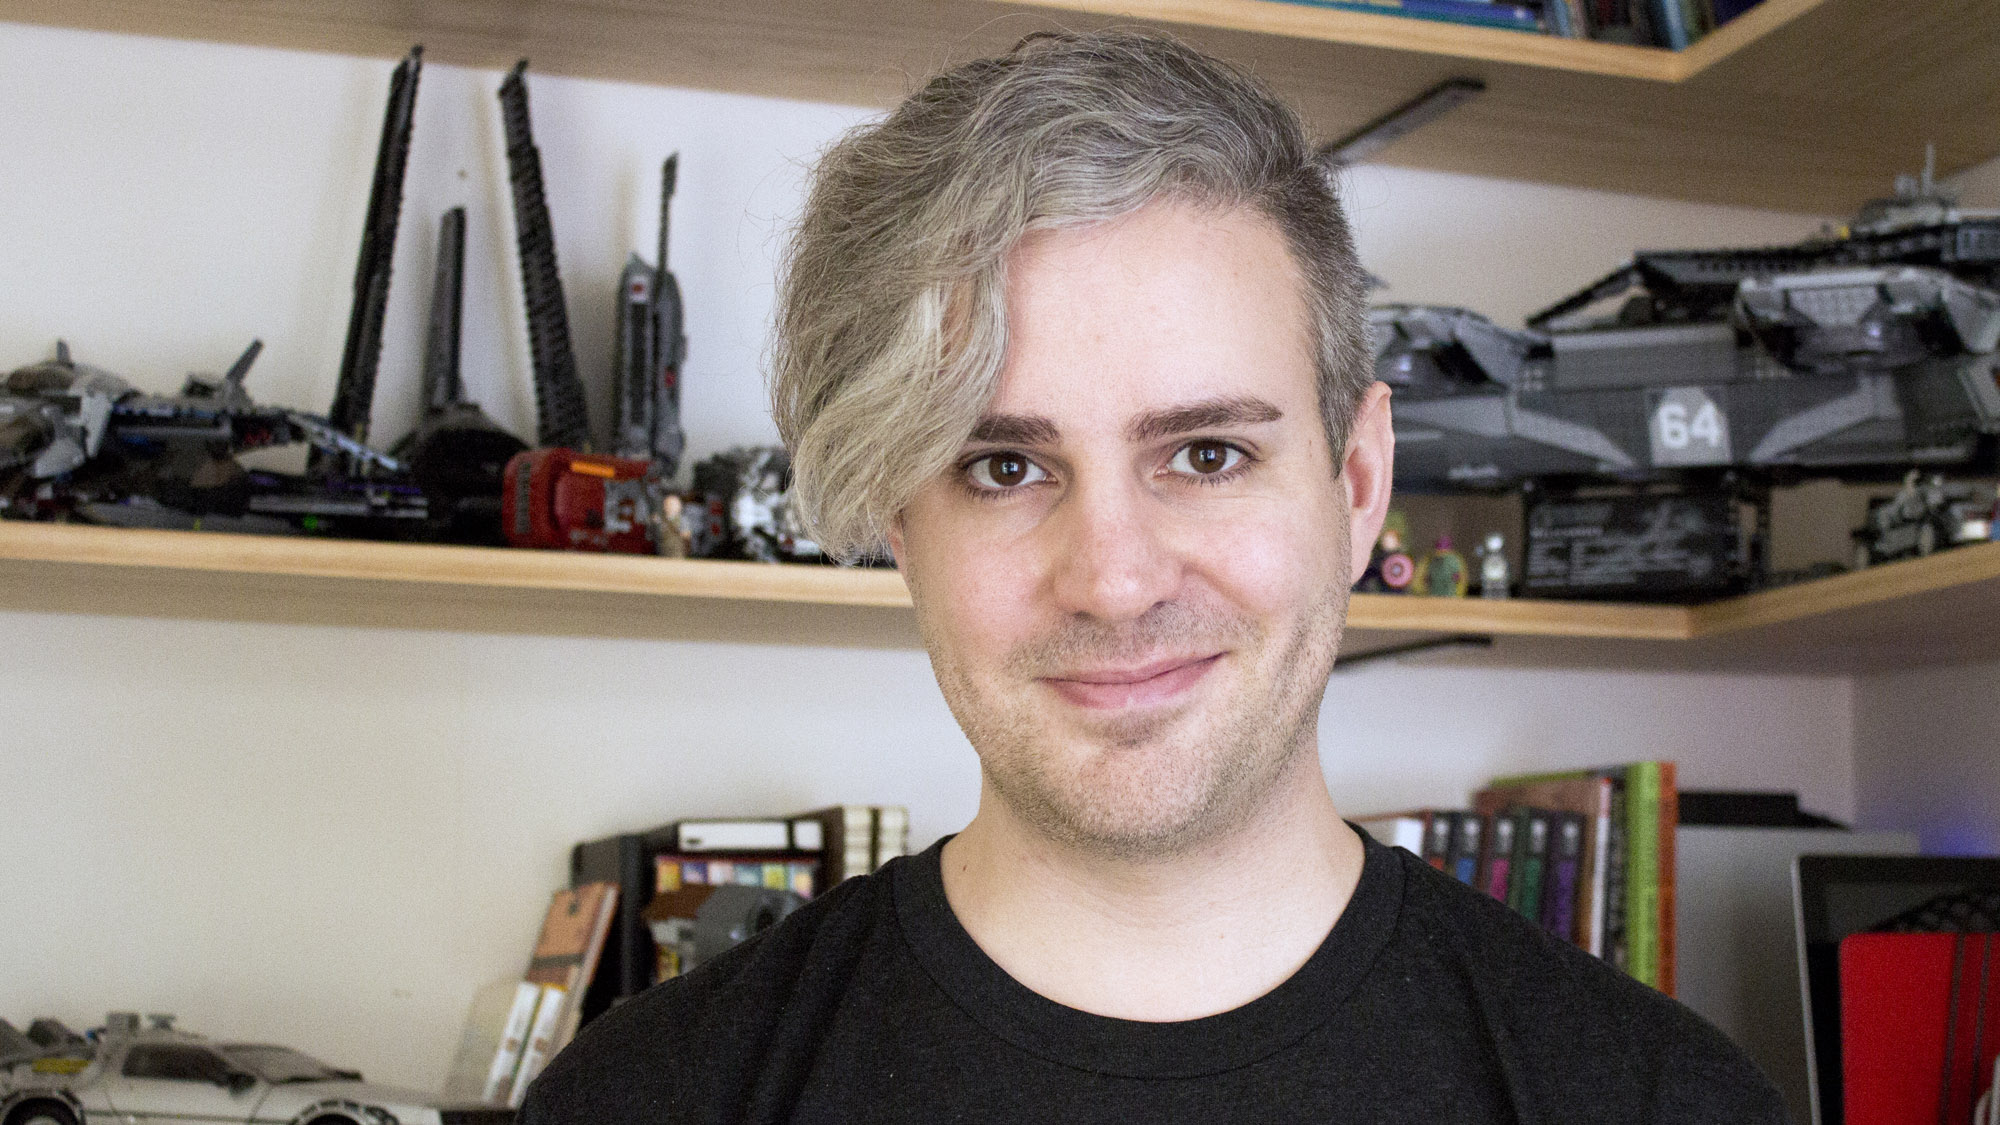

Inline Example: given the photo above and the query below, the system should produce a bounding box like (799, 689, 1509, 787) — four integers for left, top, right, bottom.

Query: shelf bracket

(1317, 77, 1486, 168)
(1333, 632, 1495, 671)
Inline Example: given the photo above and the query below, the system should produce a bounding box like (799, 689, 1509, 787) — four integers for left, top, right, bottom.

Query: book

(1354, 811, 1430, 855)
(507, 983, 567, 1108)
(874, 805, 910, 866)
(1423, 810, 1455, 870)
(1539, 811, 1585, 941)
(1474, 775, 1613, 953)
(1487, 762, 1676, 993)
(479, 980, 543, 1104)
(1649, 0, 1691, 48)
(1447, 812, 1482, 886)
(510, 881, 618, 1097)
(1507, 809, 1550, 926)
(672, 817, 824, 852)
(1272, 0, 1543, 32)
(1480, 814, 1515, 902)
(656, 852, 818, 898)
(793, 805, 879, 883)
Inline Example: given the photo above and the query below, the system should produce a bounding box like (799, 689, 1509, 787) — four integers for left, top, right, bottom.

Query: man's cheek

(1179, 507, 1322, 611)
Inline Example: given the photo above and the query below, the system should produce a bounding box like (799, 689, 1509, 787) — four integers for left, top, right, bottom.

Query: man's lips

(1040, 653, 1223, 710)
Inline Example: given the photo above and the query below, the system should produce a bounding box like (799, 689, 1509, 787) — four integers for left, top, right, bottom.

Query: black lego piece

(315, 45, 422, 477)
(498, 60, 593, 452)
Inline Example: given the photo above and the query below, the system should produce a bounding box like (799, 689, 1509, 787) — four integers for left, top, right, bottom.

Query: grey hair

(771, 29, 1371, 561)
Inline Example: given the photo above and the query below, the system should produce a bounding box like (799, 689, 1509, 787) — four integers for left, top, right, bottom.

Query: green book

(1506, 808, 1548, 926)
(1487, 762, 1667, 990)
(1622, 763, 1662, 989)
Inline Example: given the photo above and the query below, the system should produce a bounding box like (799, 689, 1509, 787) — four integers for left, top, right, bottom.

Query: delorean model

(0, 1014, 508, 1125)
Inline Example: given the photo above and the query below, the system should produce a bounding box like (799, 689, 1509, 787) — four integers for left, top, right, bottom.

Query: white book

(508, 984, 567, 1108)
(480, 981, 543, 1104)
(1354, 814, 1428, 855)
(789, 817, 824, 851)
(675, 819, 792, 852)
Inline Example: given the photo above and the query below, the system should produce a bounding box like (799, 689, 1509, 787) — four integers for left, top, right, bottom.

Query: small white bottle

(1479, 531, 1510, 599)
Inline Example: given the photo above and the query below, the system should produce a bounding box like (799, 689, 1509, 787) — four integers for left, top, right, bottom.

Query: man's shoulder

(1380, 845, 1786, 1117)
(520, 864, 898, 1123)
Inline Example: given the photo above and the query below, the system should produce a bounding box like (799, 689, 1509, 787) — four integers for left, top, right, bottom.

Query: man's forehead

(982, 199, 1315, 443)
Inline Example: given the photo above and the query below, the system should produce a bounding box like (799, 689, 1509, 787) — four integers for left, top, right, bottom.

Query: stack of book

(1356, 761, 1678, 993)
(569, 805, 911, 1020)
(1269, 0, 1762, 48)
(482, 883, 619, 1107)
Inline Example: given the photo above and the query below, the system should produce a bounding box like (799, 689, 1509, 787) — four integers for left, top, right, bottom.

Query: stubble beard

(929, 582, 1351, 863)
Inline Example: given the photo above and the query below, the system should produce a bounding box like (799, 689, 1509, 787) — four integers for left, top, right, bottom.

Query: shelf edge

(1690, 541, 2000, 640)
(0, 523, 917, 608)
(1347, 592, 1691, 639)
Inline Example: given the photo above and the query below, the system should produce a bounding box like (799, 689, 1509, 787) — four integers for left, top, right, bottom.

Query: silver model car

(0, 1014, 508, 1125)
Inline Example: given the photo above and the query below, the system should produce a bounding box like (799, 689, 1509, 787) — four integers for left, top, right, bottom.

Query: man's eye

(966, 453, 1048, 490)
(1168, 440, 1244, 477)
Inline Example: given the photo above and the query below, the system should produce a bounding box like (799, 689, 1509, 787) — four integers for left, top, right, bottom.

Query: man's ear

(885, 514, 908, 572)
(1342, 381, 1395, 582)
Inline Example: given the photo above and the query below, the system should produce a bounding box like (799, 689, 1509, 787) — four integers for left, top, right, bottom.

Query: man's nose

(1046, 475, 1182, 623)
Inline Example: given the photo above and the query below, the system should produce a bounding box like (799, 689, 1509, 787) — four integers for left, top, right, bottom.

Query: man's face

(892, 198, 1391, 860)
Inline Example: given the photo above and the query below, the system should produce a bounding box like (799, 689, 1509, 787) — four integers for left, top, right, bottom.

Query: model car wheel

(302, 1116, 361, 1125)
(4, 1101, 79, 1125)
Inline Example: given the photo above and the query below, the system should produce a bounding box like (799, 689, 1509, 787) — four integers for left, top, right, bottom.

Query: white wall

(0, 610, 1855, 1089)
(0, 22, 1862, 1091)
(1853, 658, 2000, 856)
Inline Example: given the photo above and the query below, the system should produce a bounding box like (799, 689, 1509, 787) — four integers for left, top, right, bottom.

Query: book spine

(1586, 779, 1613, 957)
(1656, 762, 1678, 997)
(1508, 809, 1548, 925)
(1448, 812, 1482, 885)
(1545, 0, 1575, 35)
(1482, 814, 1514, 902)
(1278, 0, 1543, 30)
(507, 983, 567, 1107)
(1540, 812, 1584, 944)
(1625, 762, 1662, 988)
(1650, 0, 1691, 48)
(1603, 775, 1629, 973)
(1423, 810, 1453, 871)
(481, 981, 542, 1105)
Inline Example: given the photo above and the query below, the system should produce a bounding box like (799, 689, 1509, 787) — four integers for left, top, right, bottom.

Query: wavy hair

(771, 29, 1370, 560)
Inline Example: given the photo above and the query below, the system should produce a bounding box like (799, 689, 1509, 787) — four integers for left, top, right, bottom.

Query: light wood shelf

(1, 0, 1995, 214)
(8, 521, 1999, 672)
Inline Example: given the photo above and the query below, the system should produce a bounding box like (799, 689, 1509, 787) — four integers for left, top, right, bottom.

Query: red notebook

(1840, 932, 2000, 1125)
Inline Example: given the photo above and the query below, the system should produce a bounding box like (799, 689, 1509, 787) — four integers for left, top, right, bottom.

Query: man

(525, 30, 1785, 1123)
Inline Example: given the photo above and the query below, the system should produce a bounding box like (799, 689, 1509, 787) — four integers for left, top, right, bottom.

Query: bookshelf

(2, 0, 1996, 213)
(7, 520, 1999, 673)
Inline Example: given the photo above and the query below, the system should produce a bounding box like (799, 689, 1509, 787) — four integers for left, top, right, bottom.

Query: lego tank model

(1383, 164, 2000, 494)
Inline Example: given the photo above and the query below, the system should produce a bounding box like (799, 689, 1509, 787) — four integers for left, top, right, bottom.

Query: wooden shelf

(7, 521, 1999, 672)
(1, 0, 1994, 214)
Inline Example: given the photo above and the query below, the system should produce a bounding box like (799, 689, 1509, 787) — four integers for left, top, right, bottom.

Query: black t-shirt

(524, 832, 1786, 1123)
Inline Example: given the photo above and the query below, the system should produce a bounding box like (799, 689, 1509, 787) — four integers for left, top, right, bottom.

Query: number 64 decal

(1649, 387, 1732, 466)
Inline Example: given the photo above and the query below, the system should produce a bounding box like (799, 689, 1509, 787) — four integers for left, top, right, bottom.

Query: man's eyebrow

(968, 413, 1060, 445)
(1127, 396, 1283, 443)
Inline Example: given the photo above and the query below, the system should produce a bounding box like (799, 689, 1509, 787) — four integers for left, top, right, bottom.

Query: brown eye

(991, 455, 1027, 485)
(1170, 440, 1243, 477)
(967, 452, 1048, 491)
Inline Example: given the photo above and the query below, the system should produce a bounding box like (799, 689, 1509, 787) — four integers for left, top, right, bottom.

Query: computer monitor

(1793, 854, 2000, 1125)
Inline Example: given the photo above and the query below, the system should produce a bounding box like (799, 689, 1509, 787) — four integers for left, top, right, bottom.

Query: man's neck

(938, 752, 1365, 1022)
